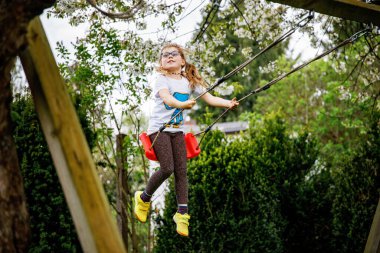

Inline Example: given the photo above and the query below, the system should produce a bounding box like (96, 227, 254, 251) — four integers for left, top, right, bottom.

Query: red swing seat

(139, 132, 201, 161)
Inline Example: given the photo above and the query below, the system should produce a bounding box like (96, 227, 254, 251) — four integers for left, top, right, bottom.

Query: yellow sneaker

(173, 212, 190, 237)
(134, 191, 150, 223)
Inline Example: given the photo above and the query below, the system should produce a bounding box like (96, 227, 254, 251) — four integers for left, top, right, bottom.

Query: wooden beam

(364, 198, 380, 253)
(19, 17, 127, 253)
(268, 0, 380, 26)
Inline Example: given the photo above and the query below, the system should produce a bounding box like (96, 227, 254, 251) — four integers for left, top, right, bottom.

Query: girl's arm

(159, 89, 196, 109)
(200, 92, 239, 109)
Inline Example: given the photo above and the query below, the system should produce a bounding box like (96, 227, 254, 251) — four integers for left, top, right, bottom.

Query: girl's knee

(176, 167, 187, 176)
(161, 166, 174, 178)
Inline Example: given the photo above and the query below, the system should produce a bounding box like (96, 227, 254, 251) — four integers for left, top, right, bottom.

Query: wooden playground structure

(20, 18, 126, 252)
(14, 0, 379, 252)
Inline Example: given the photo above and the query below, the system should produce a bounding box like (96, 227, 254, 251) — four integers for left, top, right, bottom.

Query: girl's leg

(171, 132, 190, 236)
(145, 132, 175, 196)
(135, 132, 175, 223)
(171, 132, 188, 211)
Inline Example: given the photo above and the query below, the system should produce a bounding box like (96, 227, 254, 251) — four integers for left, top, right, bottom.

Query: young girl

(134, 43, 239, 237)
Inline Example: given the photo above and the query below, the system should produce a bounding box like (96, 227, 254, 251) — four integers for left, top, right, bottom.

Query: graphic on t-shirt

(164, 92, 189, 125)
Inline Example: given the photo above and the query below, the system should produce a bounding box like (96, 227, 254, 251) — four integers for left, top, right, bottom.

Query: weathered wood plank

(364, 198, 380, 253)
(19, 17, 126, 253)
(268, 0, 380, 26)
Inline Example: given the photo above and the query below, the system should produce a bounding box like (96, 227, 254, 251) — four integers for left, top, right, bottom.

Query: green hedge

(154, 113, 317, 252)
(154, 112, 379, 253)
(11, 95, 95, 253)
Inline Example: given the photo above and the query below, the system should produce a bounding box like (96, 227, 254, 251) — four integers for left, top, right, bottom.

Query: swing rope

(194, 28, 371, 148)
(149, 11, 314, 150)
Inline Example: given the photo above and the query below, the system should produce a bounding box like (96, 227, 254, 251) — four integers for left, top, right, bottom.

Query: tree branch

(86, 0, 145, 20)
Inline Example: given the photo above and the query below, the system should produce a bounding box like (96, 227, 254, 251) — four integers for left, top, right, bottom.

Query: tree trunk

(0, 70, 30, 253)
(116, 134, 140, 252)
(116, 134, 130, 249)
(0, 1, 55, 252)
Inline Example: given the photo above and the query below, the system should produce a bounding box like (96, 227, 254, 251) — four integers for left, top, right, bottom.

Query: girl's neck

(168, 71, 181, 75)
(166, 70, 183, 80)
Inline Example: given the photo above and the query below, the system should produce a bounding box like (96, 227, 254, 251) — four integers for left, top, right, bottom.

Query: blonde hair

(156, 43, 208, 90)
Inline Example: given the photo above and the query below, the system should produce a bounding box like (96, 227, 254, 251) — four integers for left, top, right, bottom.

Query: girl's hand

(182, 99, 196, 109)
(228, 97, 239, 109)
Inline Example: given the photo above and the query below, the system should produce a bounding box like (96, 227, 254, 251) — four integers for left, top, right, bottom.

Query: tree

(189, 0, 304, 121)
(0, 1, 55, 252)
(329, 117, 380, 252)
(253, 21, 380, 167)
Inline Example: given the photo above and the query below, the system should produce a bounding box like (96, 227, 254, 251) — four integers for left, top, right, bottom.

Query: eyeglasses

(161, 51, 180, 58)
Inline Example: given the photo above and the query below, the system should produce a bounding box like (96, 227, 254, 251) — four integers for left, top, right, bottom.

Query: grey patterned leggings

(145, 131, 188, 204)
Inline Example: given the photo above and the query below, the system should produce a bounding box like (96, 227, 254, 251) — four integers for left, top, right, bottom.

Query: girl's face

(160, 47, 185, 72)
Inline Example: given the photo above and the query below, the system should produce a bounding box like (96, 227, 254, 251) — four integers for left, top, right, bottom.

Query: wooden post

(19, 17, 126, 253)
(364, 198, 380, 253)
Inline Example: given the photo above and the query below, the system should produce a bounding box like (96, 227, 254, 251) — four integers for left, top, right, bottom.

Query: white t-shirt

(147, 74, 204, 135)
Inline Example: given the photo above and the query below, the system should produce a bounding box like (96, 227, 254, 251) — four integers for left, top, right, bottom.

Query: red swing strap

(139, 132, 201, 161)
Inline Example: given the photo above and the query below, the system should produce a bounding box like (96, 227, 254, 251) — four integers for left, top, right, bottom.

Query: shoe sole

(134, 212, 147, 223)
(173, 217, 189, 237)
(176, 230, 189, 237)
